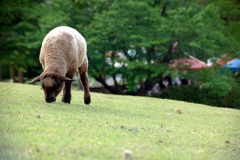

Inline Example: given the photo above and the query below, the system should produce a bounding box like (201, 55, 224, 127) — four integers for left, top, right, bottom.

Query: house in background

(170, 55, 207, 70)
(207, 54, 234, 67)
(222, 58, 240, 73)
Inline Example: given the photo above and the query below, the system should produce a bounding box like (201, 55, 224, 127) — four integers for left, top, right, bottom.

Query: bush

(153, 84, 240, 109)
(222, 86, 240, 108)
(153, 85, 201, 103)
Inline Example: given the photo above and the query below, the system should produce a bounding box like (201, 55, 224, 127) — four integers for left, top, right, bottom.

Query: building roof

(216, 54, 234, 66)
(170, 55, 206, 70)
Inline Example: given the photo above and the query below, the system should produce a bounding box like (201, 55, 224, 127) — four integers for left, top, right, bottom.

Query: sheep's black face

(41, 76, 64, 103)
(30, 73, 73, 103)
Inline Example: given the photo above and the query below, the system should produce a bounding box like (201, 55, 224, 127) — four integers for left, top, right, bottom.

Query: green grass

(0, 82, 239, 160)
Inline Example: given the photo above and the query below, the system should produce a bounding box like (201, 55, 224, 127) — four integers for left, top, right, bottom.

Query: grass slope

(0, 82, 239, 160)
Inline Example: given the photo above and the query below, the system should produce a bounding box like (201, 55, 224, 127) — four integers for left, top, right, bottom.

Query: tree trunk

(10, 64, 15, 83)
(137, 79, 155, 96)
(163, 41, 179, 63)
(18, 70, 24, 83)
(0, 66, 2, 81)
(94, 76, 121, 94)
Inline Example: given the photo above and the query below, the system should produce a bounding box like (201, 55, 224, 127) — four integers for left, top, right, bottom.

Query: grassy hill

(0, 82, 239, 160)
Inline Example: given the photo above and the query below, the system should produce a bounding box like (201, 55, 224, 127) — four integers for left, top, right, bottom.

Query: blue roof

(223, 58, 240, 72)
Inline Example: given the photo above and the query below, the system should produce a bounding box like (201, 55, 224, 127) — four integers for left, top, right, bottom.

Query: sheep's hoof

(84, 96, 91, 105)
(62, 95, 71, 104)
(63, 101, 71, 104)
(62, 99, 71, 104)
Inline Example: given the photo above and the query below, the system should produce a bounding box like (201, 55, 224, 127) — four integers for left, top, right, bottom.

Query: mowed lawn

(0, 82, 239, 160)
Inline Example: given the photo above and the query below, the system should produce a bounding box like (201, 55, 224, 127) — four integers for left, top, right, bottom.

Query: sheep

(30, 26, 91, 105)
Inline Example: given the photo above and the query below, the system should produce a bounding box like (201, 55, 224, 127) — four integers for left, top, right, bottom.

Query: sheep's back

(40, 26, 87, 72)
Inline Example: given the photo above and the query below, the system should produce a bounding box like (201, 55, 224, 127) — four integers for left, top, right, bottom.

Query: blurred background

(0, 0, 240, 108)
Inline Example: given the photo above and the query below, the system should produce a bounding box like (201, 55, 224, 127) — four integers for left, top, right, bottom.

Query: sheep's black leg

(62, 81, 72, 103)
(79, 72, 91, 105)
(78, 58, 91, 105)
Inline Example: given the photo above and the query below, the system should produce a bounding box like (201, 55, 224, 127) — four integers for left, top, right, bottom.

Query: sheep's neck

(44, 67, 65, 76)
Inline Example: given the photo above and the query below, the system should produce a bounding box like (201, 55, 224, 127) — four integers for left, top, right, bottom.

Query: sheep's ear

(61, 76, 74, 82)
(29, 76, 41, 84)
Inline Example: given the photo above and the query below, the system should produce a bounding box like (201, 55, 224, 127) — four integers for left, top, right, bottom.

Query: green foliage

(0, 0, 40, 70)
(222, 86, 240, 108)
(203, 75, 236, 97)
(85, 0, 240, 94)
(152, 65, 240, 108)
(154, 73, 240, 109)
(195, 68, 237, 97)
(0, 0, 89, 72)
(1, 82, 240, 159)
(1, 0, 240, 97)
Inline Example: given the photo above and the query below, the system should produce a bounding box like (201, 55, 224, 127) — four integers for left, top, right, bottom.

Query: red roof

(216, 54, 233, 66)
(170, 56, 206, 70)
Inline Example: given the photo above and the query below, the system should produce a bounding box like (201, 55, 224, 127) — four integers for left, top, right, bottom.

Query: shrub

(153, 84, 240, 109)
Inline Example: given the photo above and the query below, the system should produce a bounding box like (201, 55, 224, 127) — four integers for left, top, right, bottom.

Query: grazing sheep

(30, 26, 91, 105)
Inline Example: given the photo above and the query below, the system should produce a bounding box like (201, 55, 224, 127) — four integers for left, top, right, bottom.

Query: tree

(0, 0, 43, 82)
(84, 0, 240, 95)
(1, 0, 239, 100)
(0, 0, 90, 82)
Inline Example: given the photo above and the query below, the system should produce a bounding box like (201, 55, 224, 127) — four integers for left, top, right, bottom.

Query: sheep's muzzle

(46, 96, 56, 103)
